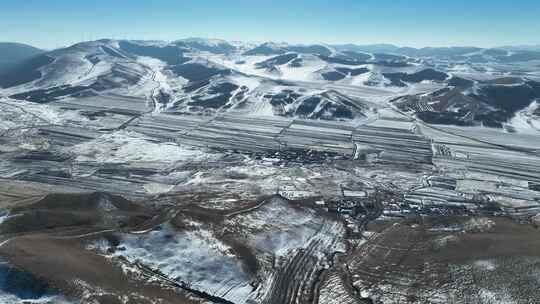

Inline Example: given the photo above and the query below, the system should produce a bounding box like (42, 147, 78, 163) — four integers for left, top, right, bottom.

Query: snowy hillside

(1, 38, 540, 129)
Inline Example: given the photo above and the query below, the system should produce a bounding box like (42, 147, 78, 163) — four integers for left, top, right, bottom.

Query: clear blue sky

(1, 0, 539, 49)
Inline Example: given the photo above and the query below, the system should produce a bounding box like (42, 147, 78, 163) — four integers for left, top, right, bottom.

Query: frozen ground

(102, 224, 253, 303)
(71, 130, 217, 164)
(0, 293, 75, 304)
(0, 98, 88, 131)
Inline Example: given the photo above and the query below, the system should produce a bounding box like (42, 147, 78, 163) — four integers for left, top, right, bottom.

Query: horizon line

(3, 37, 540, 52)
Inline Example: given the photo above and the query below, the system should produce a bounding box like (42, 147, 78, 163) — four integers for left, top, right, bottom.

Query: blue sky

(1, 0, 539, 49)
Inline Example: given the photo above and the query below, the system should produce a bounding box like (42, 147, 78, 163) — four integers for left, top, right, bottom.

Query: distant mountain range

(0, 38, 539, 130)
(0, 42, 44, 72)
(498, 45, 540, 52)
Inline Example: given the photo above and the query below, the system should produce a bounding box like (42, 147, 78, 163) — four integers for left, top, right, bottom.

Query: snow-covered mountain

(393, 76, 540, 128)
(1, 38, 540, 129)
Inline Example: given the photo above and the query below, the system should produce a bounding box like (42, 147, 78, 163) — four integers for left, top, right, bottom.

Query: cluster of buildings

(254, 149, 348, 166)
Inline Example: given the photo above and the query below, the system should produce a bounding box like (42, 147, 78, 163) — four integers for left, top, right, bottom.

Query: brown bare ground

(0, 234, 200, 303)
(429, 217, 540, 263)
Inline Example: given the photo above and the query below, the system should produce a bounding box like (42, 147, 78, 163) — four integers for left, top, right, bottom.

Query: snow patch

(112, 224, 253, 303)
(474, 260, 497, 271)
(71, 131, 213, 164)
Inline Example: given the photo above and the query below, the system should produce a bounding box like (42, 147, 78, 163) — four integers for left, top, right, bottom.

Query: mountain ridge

(1, 38, 539, 131)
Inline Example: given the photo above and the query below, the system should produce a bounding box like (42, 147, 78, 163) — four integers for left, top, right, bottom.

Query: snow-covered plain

(71, 131, 216, 164)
